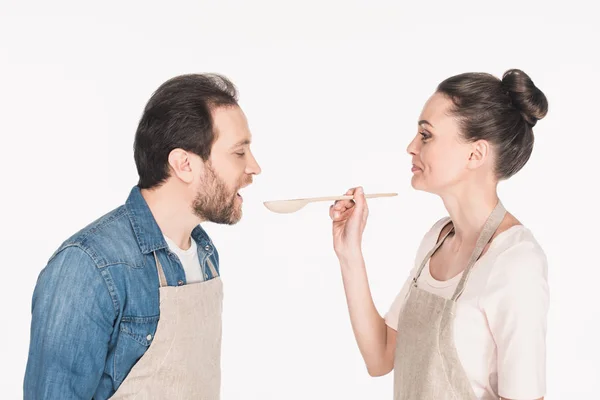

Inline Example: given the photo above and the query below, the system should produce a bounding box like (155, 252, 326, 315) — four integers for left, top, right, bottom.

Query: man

(23, 73, 261, 399)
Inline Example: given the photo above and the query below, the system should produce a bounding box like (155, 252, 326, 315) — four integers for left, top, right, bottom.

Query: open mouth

(236, 180, 252, 202)
(235, 190, 243, 201)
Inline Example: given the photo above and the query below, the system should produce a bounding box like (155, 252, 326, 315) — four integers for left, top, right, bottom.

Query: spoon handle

(306, 192, 397, 203)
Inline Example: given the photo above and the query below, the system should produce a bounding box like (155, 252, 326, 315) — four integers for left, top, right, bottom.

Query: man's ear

(167, 149, 200, 184)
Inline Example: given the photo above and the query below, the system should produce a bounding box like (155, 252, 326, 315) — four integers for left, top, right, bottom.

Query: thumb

(353, 186, 366, 210)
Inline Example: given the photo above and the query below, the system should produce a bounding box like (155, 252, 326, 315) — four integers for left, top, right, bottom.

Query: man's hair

(133, 73, 239, 189)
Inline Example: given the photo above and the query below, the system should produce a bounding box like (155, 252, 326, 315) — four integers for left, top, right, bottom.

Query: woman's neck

(440, 181, 499, 246)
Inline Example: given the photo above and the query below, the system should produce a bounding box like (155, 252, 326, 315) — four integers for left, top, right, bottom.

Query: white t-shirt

(384, 217, 549, 400)
(163, 235, 204, 283)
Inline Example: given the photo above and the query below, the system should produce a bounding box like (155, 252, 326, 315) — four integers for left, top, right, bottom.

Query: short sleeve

(384, 217, 451, 330)
(482, 241, 549, 399)
(384, 275, 413, 330)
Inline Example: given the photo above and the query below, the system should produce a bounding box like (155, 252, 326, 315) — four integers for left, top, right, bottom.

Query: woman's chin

(411, 177, 439, 195)
(411, 176, 425, 190)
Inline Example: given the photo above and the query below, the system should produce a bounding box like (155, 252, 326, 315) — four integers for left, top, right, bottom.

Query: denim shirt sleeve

(24, 245, 117, 399)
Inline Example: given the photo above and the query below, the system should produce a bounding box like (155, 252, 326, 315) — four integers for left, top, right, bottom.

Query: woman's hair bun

(502, 69, 548, 126)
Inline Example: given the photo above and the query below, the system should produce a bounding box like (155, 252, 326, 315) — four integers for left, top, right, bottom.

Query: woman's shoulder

(486, 225, 548, 282)
(426, 216, 453, 240)
(412, 216, 452, 265)
(480, 225, 549, 314)
(415, 216, 451, 248)
(492, 225, 546, 260)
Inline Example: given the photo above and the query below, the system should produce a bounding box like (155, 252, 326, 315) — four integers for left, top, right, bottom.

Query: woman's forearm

(338, 252, 394, 376)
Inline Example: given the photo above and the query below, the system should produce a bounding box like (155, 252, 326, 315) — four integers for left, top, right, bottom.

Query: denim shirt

(24, 186, 220, 400)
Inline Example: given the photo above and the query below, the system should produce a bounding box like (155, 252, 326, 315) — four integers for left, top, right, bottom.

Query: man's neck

(140, 185, 202, 250)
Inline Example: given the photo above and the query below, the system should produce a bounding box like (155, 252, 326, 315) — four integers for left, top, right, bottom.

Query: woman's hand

(330, 187, 395, 376)
(331, 186, 369, 260)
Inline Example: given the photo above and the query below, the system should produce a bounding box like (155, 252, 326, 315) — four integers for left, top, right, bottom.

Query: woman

(330, 69, 549, 400)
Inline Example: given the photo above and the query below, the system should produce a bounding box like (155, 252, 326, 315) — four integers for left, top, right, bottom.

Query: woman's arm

(338, 252, 397, 376)
(330, 187, 397, 376)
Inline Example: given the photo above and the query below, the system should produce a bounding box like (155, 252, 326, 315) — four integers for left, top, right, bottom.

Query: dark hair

(436, 69, 548, 179)
(134, 73, 239, 189)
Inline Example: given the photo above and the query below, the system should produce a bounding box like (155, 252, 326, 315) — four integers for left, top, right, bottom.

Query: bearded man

(24, 73, 261, 400)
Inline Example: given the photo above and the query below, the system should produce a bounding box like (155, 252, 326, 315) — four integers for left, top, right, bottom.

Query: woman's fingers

(333, 187, 358, 211)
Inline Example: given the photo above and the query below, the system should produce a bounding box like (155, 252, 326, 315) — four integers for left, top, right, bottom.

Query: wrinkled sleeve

(24, 245, 116, 400)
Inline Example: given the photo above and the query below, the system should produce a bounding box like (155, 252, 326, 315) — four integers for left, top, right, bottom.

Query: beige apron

(393, 201, 506, 400)
(110, 252, 223, 400)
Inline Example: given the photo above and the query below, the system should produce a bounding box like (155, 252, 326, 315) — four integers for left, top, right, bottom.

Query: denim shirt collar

(125, 186, 210, 254)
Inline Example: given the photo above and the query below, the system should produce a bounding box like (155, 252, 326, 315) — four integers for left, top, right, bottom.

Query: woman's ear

(467, 139, 490, 170)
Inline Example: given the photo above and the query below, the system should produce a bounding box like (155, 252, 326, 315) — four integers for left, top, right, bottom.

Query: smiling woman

(330, 69, 549, 400)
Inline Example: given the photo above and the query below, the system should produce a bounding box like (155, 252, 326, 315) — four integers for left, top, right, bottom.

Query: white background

(1, 0, 599, 398)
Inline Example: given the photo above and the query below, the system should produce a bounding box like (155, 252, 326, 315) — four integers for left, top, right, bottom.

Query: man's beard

(192, 163, 245, 225)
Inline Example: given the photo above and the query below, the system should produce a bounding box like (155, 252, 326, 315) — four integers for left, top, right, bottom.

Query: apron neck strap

(412, 201, 506, 300)
(206, 257, 219, 278)
(450, 200, 506, 301)
(412, 220, 455, 286)
(153, 251, 168, 288)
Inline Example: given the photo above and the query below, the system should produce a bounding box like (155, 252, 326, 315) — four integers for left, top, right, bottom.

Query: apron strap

(412, 219, 455, 285)
(451, 200, 506, 301)
(153, 251, 168, 288)
(206, 257, 219, 278)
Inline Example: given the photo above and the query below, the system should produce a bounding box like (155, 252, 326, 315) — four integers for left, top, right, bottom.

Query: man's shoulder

(51, 204, 138, 267)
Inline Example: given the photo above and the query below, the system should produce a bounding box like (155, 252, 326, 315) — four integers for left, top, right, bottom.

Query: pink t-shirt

(385, 217, 548, 400)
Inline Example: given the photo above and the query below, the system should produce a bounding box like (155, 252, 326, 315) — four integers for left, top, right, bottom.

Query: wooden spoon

(263, 192, 397, 214)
